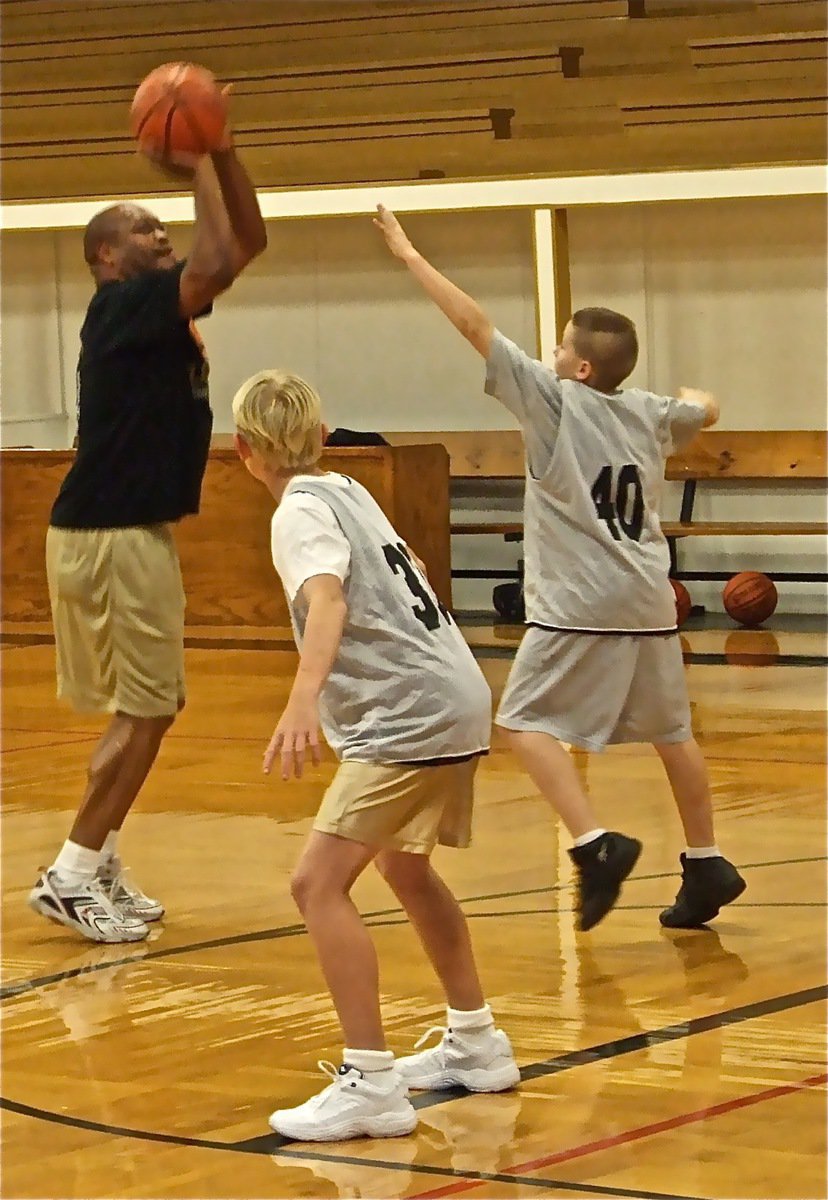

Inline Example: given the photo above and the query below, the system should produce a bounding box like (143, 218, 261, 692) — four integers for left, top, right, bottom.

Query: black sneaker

(568, 832, 642, 932)
(660, 854, 746, 929)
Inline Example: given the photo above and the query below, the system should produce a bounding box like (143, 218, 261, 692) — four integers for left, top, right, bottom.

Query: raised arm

(177, 144, 267, 317)
(142, 90, 267, 318)
(373, 204, 493, 358)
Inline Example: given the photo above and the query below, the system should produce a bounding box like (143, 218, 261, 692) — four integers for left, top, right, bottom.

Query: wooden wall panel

(0, 444, 451, 625)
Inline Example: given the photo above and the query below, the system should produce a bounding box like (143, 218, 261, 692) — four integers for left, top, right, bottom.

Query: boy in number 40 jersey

(374, 204, 745, 935)
(232, 371, 519, 1143)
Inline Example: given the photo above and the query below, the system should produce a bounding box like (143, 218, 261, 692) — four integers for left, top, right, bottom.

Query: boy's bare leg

(505, 729, 600, 837)
(654, 737, 745, 928)
(290, 831, 384, 1049)
(374, 850, 484, 1011)
(505, 727, 641, 931)
(653, 738, 715, 847)
(375, 849, 520, 1094)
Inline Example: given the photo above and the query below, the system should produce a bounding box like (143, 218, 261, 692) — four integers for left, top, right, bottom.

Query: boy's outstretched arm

(374, 204, 494, 358)
(678, 387, 719, 428)
(263, 574, 347, 781)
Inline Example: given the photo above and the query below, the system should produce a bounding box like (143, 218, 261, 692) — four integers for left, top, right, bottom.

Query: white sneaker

(97, 856, 164, 922)
(397, 1025, 520, 1092)
(28, 869, 149, 944)
(268, 1061, 417, 1142)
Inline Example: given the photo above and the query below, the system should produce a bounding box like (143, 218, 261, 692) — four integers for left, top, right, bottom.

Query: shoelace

(47, 871, 124, 921)
(413, 1025, 449, 1050)
(107, 869, 137, 900)
(302, 1060, 364, 1111)
(317, 1060, 340, 1081)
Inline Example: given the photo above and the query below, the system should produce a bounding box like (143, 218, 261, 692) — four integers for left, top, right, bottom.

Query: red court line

(410, 1072, 828, 1199)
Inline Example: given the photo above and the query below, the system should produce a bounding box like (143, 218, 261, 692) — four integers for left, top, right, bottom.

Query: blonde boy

(233, 371, 519, 1143)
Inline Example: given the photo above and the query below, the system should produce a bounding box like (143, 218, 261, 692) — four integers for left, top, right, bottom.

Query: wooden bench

(385, 429, 828, 584)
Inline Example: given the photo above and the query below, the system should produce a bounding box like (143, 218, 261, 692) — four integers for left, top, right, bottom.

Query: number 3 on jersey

(383, 542, 451, 631)
(590, 464, 644, 542)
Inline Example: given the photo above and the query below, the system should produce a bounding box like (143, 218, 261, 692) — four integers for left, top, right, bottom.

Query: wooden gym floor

(1, 620, 826, 1200)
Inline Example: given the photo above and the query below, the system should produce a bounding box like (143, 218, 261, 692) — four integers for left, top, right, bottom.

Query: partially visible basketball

(670, 579, 692, 627)
(130, 62, 227, 158)
(722, 571, 777, 626)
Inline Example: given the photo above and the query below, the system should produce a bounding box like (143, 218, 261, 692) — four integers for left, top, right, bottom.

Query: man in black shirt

(29, 112, 267, 944)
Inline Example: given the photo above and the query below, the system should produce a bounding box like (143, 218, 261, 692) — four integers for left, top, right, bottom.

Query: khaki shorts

(496, 627, 691, 751)
(314, 757, 480, 854)
(46, 524, 185, 718)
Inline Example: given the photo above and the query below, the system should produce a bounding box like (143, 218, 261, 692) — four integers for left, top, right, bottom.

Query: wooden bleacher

(385, 429, 828, 578)
(1, 0, 825, 200)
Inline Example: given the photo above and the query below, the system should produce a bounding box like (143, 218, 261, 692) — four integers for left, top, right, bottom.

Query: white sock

(447, 1003, 495, 1037)
(102, 830, 119, 861)
(51, 840, 101, 887)
(573, 828, 606, 848)
(685, 845, 721, 859)
(343, 1048, 395, 1079)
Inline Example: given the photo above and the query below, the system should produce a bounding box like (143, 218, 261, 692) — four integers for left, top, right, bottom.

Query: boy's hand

(678, 386, 719, 427)
(678, 387, 713, 406)
(264, 694, 322, 780)
(374, 204, 416, 261)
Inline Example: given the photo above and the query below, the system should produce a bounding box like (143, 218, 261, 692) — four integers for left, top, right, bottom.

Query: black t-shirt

(50, 261, 213, 529)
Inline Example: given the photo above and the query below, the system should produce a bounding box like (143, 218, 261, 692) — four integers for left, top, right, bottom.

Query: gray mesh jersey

(281, 474, 491, 763)
(485, 330, 708, 633)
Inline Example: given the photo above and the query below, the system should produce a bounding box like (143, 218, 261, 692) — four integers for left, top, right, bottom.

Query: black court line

(359, 901, 826, 935)
(682, 652, 827, 668)
(2, 854, 825, 1000)
(0, 1099, 703, 1200)
(1, 982, 823, 1197)
(4, 632, 825, 669)
(472, 644, 828, 667)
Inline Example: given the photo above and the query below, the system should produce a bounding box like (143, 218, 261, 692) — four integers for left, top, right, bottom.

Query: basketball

(670, 578, 692, 626)
(130, 62, 228, 157)
(722, 571, 778, 626)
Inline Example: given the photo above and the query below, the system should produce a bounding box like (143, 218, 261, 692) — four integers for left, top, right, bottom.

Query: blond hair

(232, 370, 323, 470)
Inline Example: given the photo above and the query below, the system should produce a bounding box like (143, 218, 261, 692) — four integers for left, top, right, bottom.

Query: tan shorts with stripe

(313, 757, 480, 854)
(46, 524, 185, 718)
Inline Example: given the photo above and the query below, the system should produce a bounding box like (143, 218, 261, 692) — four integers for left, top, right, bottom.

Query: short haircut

(571, 307, 639, 391)
(232, 370, 323, 470)
(83, 205, 131, 266)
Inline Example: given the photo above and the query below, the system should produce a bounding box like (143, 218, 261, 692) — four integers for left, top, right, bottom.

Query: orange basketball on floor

(670, 579, 692, 626)
(722, 571, 777, 626)
(130, 62, 227, 157)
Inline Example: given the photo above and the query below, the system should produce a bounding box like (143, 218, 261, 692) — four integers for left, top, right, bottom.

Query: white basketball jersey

(523, 383, 679, 632)
(485, 330, 707, 633)
(283, 475, 491, 762)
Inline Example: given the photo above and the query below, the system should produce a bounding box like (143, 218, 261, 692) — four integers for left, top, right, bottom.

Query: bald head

(83, 204, 134, 266)
(82, 203, 174, 283)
